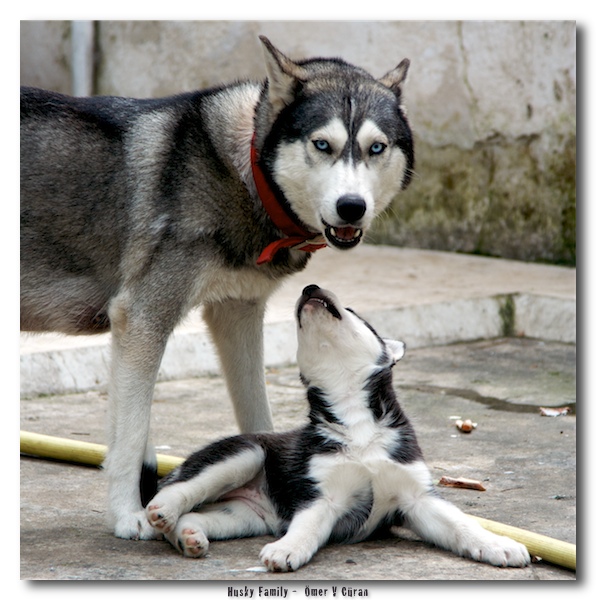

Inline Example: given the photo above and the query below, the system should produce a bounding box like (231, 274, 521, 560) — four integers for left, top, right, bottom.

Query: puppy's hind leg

(165, 499, 273, 558)
(165, 512, 210, 558)
(203, 298, 273, 433)
(147, 442, 267, 534)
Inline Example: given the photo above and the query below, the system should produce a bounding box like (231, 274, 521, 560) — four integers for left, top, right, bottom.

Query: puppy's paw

(463, 532, 530, 567)
(174, 526, 209, 558)
(259, 540, 313, 572)
(146, 501, 180, 534)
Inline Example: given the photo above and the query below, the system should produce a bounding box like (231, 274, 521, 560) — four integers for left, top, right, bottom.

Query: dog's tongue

(334, 226, 358, 240)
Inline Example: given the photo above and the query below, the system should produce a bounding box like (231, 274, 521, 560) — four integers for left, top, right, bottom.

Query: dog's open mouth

(297, 284, 342, 323)
(322, 220, 363, 249)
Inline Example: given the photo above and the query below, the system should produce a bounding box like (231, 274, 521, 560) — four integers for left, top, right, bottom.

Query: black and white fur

(146, 285, 530, 571)
(20, 38, 414, 540)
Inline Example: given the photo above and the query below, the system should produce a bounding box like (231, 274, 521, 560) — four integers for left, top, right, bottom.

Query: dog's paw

(114, 510, 160, 540)
(462, 532, 531, 568)
(259, 540, 313, 572)
(146, 501, 180, 534)
(175, 526, 210, 558)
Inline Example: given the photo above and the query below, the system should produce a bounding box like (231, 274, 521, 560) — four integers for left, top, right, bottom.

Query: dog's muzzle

(323, 195, 366, 249)
(297, 284, 342, 324)
(322, 221, 363, 249)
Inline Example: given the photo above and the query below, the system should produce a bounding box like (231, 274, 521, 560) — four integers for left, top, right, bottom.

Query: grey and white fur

(20, 37, 414, 539)
(146, 285, 530, 571)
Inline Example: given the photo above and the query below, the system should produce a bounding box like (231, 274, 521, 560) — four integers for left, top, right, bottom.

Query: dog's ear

(384, 339, 406, 365)
(260, 36, 308, 113)
(379, 58, 410, 98)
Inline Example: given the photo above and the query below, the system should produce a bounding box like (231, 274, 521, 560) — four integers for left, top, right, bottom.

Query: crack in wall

(457, 21, 480, 141)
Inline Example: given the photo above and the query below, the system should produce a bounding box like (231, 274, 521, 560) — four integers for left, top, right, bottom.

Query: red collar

(251, 136, 327, 265)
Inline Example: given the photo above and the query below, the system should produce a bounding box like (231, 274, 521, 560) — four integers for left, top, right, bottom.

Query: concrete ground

(19, 245, 576, 583)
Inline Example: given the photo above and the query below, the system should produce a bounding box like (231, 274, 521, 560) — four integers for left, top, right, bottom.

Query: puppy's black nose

(336, 194, 366, 224)
(302, 284, 320, 297)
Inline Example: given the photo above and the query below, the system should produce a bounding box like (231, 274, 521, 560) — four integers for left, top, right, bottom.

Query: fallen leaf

(438, 476, 486, 491)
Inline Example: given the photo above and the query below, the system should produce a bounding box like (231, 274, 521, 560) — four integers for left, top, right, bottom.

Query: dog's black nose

(336, 194, 366, 224)
(302, 284, 320, 297)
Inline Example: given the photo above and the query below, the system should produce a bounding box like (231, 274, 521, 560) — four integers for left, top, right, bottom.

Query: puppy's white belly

(219, 479, 281, 531)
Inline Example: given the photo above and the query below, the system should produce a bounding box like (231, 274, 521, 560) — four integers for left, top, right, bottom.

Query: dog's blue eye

(313, 139, 331, 153)
(369, 142, 386, 156)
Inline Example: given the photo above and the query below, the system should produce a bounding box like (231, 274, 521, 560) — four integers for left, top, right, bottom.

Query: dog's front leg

(259, 499, 337, 571)
(104, 299, 170, 540)
(403, 494, 531, 567)
(203, 298, 273, 433)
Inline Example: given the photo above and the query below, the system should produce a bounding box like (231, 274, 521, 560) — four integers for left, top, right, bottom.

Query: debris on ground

(455, 418, 477, 432)
(539, 406, 571, 417)
(438, 476, 486, 491)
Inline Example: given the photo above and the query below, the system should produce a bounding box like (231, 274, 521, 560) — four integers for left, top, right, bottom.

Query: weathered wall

(20, 20, 576, 264)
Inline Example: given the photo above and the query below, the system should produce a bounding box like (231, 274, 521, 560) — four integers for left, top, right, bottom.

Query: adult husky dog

(146, 285, 530, 571)
(20, 37, 414, 540)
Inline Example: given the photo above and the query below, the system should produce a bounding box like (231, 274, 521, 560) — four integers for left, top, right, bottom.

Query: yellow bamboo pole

(20, 430, 576, 571)
(468, 514, 576, 571)
(20, 430, 183, 478)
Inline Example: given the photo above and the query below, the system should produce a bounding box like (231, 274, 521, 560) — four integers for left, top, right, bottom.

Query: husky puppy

(146, 285, 530, 571)
(20, 37, 414, 539)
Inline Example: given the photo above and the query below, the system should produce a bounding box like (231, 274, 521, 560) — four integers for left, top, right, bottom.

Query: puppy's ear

(384, 339, 406, 365)
(260, 36, 308, 113)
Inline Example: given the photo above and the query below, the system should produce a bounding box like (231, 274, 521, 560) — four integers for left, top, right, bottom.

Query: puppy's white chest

(310, 423, 399, 488)
(327, 417, 399, 463)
